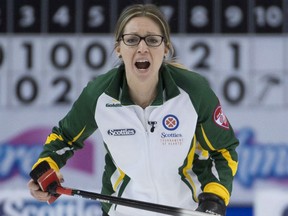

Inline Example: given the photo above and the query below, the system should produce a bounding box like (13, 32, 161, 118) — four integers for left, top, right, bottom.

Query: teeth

(136, 60, 149, 63)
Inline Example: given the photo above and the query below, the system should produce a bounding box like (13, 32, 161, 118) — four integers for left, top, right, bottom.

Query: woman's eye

(147, 37, 158, 44)
(126, 37, 138, 43)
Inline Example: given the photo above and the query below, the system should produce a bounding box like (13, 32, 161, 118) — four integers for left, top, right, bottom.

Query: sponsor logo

(106, 99, 122, 107)
(160, 132, 183, 146)
(0, 128, 94, 181)
(161, 132, 182, 138)
(105, 103, 122, 107)
(236, 128, 288, 187)
(213, 105, 229, 129)
(161, 115, 182, 145)
(107, 129, 136, 136)
(162, 114, 179, 131)
(0, 194, 101, 216)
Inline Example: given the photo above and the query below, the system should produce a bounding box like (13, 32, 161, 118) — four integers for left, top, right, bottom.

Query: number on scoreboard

(13, 0, 41, 33)
(185, 0, 215, 33)
(220, 0, 249, 33)
(151, 0, 180, 33)
(82, 0, 111, 33)
(48, 0, 76, 33)
(253, 0, 284, 33)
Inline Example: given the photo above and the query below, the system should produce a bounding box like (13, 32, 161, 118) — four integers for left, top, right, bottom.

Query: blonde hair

(114, 4, 188, 69)
(114, 4, 174, 58)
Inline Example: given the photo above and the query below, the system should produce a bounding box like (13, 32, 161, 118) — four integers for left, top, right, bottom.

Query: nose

(137, 39, 149, 53)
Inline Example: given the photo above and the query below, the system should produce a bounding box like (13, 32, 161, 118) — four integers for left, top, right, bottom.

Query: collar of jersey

(105, 64, 180, 106)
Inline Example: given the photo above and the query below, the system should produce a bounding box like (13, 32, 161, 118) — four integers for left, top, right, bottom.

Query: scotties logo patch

(213, 105, 229, 129)
(162, 114, 179, 131)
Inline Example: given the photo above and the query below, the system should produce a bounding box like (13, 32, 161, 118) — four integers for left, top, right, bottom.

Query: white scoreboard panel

(0, 0, 287, 109)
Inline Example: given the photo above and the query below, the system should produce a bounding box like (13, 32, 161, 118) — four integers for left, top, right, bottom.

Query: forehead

(123, 16, 162, 34)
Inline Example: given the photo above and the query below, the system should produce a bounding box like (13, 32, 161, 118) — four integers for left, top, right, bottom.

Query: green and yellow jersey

(32, 64, 239, 216)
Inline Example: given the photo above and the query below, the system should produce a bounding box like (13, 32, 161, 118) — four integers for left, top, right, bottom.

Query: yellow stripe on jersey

(204, 182, 230, 206)
(113, 168, 125, 191)
(32, 157, 60, 172)
(45, 133, 64, 144)
(68, 126, 86, 145)
(182, 136, 198, 202)
(200, 125, 238, 176)
(200, 125, 215, 151)
(218, 149, 238, 176)
(196, 142, 209, 158)
(45, 126, 86, 146)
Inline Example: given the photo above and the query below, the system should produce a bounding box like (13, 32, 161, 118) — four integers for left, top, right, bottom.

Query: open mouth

(135, 60, 150, 70)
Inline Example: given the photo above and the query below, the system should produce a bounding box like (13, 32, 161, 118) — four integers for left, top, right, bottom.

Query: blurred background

(0, 0, 287, 215)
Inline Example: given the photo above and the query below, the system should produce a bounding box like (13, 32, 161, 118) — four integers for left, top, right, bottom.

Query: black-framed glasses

(120, 34, 164, 47)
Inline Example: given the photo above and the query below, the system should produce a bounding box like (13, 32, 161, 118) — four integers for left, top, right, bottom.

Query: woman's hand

(27, 179, 51, 202)
(27, 171, 64, 202)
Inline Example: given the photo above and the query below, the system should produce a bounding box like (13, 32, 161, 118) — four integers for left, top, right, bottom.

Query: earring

(118, 55, 122, 58)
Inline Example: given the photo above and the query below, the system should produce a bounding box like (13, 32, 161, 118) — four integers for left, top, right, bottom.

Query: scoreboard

(0, 0, 285, 33)
(0, 0, 287, 109)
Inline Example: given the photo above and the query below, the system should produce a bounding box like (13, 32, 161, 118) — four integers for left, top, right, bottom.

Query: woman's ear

(164, 48, 169, 58)
(115, 45, 121, 58)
